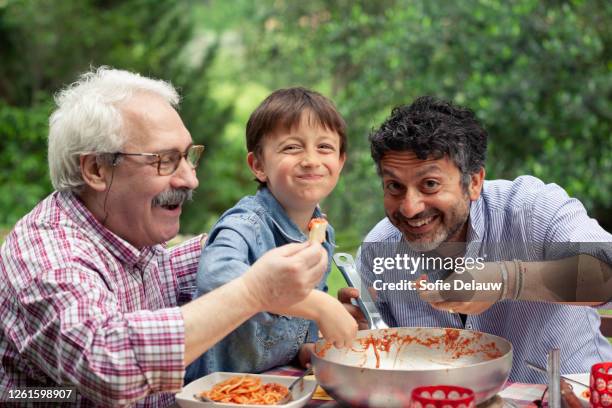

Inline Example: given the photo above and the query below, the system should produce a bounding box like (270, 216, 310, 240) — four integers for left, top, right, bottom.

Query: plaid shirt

(0, 191, 202, 407)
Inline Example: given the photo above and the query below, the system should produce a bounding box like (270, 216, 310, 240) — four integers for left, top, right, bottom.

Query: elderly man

(341, 96, 612, 383)
(0, 68, 330, 406)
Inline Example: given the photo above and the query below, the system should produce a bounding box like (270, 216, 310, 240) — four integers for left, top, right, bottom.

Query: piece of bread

(308, 218, 328, 243)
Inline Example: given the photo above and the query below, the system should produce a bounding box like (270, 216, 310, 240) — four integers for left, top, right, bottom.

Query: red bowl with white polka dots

(590, 362, 612, 407)
(410, 385, 475, 408)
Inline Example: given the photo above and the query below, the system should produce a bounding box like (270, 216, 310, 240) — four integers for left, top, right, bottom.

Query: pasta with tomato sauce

(199, 375, 290, 405)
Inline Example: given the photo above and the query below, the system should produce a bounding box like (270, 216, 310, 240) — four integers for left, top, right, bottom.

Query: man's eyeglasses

(112, 145, 205, 176)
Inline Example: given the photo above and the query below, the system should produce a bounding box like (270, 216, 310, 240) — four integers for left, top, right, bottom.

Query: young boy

(188, 87, 357, 379)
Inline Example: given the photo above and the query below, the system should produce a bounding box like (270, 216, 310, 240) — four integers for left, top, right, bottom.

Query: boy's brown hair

(246, 87, 347, 159)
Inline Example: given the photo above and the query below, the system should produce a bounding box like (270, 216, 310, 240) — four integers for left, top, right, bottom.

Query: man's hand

(296, 343, 315, 368)
(427, 299, 496, 315)
(313, 293, 358, 348)
(337, 287, 369, 330)
(418, 261, 509, 315)
(183, 242, 327, 366)
(241, 242, 327, 310)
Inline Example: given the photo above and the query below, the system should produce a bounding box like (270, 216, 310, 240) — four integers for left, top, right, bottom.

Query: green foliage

(237, 0, 612, 234)
(1, 0, 610, 239)
(0, 100, 53, 225)
(0, 0, 233, 233)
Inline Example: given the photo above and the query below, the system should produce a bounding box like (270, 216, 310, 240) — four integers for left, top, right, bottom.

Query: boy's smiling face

(248, 111, 345, 214)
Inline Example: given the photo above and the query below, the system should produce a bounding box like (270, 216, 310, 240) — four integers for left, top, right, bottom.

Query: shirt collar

(467, 194, 485, 242)
(57, 191, 157, 266)
(255, 187, 325, 243)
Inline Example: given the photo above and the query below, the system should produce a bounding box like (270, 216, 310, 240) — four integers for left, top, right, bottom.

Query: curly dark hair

(369, 96, 487, 188)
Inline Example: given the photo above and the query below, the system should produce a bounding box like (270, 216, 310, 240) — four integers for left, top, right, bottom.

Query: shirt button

(466, 324, 472, 329)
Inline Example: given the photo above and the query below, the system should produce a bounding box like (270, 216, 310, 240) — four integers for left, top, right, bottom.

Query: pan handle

(333, 252, 389, 330)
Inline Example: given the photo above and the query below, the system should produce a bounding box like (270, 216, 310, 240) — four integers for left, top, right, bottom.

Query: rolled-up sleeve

(532, 182, 612, 307)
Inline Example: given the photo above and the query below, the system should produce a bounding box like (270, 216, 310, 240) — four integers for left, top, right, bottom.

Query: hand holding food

(242, 242, 327, 310)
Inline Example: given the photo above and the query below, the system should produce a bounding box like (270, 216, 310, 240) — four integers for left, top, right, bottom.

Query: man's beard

(388, 198, 470, 252)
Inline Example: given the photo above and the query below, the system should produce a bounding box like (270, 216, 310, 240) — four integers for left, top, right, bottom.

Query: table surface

(265, 366, 547, 408)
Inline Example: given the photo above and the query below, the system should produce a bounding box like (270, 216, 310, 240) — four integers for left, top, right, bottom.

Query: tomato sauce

(317, 329, 503, 367)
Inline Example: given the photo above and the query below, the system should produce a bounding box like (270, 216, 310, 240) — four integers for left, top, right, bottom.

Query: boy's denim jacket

(187, 187, 335, 380)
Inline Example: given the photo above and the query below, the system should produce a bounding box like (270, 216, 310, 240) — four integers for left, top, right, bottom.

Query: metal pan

(312, 327, 513, 407)
(311, 254, 513, 407)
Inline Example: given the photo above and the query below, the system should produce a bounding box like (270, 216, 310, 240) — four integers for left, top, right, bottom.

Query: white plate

(175, 372, 317, 408)
(564, 373, 590, 408)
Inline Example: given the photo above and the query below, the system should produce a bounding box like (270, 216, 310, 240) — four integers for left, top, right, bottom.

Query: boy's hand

(242, 242, 327, 310)
(314, 294, 358, 349)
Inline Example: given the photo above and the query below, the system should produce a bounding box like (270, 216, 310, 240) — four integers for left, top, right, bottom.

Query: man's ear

(80, 154, 111, 192)
(246, 152, 267, 183)
(467, 167, 485, 201)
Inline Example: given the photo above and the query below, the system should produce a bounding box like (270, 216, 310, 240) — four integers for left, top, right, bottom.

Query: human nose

(399, 189, 426, 219)
(300, 149, 321, 168)
(171, 156, 199, 190)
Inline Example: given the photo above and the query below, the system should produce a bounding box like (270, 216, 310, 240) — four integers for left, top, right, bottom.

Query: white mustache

(152, 189, 193, 207)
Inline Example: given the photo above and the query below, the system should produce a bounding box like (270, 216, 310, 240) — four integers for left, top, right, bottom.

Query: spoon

(276, 367, 313, 405)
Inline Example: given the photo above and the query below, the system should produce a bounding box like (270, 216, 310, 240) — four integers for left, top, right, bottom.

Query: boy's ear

(80, 154, 111, 192)
(247, 152, 267, 183)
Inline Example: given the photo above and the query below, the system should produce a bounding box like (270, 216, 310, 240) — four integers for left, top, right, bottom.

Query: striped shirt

(0, 191, 202, 407)
(361, 175, 612, 383)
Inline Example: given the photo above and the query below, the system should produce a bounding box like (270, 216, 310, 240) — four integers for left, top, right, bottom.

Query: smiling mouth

(297, 174, 324, 180)
(406, 215, 437, 228)
(152, 202, 182, 211)
(399, 213, 442, 234)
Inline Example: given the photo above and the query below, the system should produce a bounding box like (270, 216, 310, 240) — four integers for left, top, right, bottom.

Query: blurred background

(1, 0, 611, 294)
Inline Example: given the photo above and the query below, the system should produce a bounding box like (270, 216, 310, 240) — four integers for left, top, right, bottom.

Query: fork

(525, 361, 589, 387)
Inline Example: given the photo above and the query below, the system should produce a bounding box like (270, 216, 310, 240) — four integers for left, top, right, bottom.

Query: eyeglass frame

(110, 144, 205, 176)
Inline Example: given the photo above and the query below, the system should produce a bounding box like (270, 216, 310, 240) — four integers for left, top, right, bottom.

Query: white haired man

(0, 67, 331, 407)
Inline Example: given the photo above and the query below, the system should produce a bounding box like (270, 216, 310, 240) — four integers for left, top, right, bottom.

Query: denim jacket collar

(254, 187, 327, 244)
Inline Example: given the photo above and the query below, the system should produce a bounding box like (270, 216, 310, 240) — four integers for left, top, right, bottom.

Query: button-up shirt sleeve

(164, 235, 204, 305)
(3, 247, 186, 407)
(532, 181, 612, 244)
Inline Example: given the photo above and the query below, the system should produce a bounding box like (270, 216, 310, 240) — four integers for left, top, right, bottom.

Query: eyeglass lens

(158, 145, 204, 175)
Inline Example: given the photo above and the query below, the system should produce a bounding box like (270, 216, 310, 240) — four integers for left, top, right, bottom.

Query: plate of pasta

(176, 372, 317, 407)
